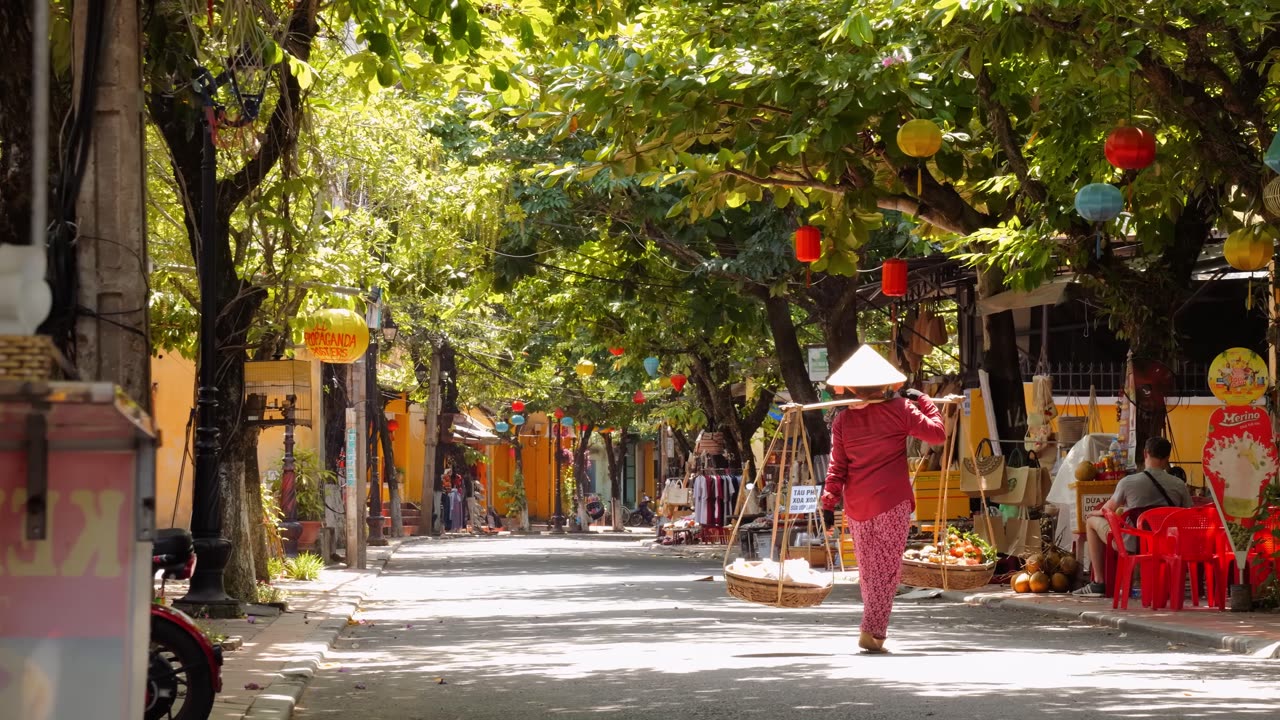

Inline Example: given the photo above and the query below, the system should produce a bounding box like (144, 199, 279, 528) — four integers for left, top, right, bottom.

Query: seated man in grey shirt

(1073, 436, 1192, 597)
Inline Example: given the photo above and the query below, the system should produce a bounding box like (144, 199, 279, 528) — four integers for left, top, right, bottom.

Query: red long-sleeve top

(823, 396, 947, 522)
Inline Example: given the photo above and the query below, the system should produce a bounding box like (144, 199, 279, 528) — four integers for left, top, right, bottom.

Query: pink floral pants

(849, 500, 912, 639)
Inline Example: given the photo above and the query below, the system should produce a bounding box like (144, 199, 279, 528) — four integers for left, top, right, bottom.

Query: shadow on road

(296, 539, 1278, 720)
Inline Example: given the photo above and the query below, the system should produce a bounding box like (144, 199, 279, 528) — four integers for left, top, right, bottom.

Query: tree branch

(976, 69, 1047, 204)
(219, 0, 320, 213)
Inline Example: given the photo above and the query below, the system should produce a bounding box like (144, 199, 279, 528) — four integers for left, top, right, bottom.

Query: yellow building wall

(961, 384, 1215, 489)
(152, 352, 196, 530)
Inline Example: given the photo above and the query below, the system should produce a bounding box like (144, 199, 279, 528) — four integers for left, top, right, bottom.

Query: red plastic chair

(1103, 508, 1165, 610)
(1160, 507, 1230, 610)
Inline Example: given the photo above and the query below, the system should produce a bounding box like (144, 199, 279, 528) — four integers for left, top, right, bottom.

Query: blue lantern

(768, 406, 783, 422)
(1074, 183, 1123, 223)
(511, 414, 526, 426)
(1266, 132, 1280, 175)
(561, 416, 574, 427)
(495, 421, 510, 433)
(643, 356, 660, 377)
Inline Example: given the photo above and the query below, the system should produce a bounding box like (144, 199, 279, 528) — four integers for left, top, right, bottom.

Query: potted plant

(273, 448, 334, 549)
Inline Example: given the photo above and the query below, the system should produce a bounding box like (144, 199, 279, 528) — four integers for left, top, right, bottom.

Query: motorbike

(147, 529, 223, 720)
(584, 494, 606, 522)
(626, 495, 656, 527)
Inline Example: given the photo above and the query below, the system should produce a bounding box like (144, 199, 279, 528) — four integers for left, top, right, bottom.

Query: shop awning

(451, 414, 499, 444)
(978, 276, 1077, 316)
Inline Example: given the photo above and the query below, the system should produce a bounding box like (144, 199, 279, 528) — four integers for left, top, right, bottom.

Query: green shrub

(284, 552, 325, 581)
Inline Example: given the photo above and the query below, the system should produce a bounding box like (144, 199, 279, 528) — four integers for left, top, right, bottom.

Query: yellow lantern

(658, 376, 672, 389)
(575, 359, 596, 377)
(1225, 226, 1275, 272)
(303, 308, 369, 363)
(1224, 225, 1277, 309)
(897, 119, 943, 195)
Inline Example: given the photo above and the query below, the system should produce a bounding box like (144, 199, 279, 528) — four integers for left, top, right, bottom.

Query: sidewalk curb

(940, 590, 1280, 659)
(241, 540, 409, 719)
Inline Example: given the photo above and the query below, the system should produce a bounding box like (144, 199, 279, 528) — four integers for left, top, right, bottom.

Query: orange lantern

(881, 258, 908, 297)
(303, 308, 370, 364)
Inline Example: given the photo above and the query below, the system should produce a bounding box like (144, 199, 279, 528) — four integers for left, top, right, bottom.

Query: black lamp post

(551, 424, 565, 534)
(365, 293, 399, 546)
(177, 76, 239, 615)
(279, 396, 301, 555)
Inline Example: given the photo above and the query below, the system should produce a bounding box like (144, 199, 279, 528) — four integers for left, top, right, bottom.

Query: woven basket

(0, 335, 66, 382)
(1058, 416, 1088, 447)
(724, 566, 833, 608)
(899, 559, 996, 591)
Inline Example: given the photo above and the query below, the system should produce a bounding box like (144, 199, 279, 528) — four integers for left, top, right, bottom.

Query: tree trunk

(574, 425, 594, 529)
(376, 402, 403, 537)
(811, 275, 861, 368)
(410, 341, 442, 535)
(602, 431, 627, 531)
(761, 293, 831, 456)
(219, 423, 258, 601)
(976, 268, 1027, 453)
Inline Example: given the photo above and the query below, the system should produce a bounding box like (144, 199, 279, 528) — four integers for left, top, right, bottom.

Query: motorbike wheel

(626, 512, 644, 527)
(146, 614, 216, 720)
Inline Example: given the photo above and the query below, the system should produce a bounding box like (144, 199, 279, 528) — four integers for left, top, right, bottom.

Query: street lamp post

(279, 397, 301, 555)
(365, 292, 399, 546)
(551, 423, 565, 534)
(177, 83, 239, 616)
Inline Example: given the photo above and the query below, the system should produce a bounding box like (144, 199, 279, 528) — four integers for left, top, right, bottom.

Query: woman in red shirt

(821, 347, 946, 653)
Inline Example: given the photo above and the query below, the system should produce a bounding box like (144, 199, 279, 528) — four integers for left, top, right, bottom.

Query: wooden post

(72, 0, 150, 408)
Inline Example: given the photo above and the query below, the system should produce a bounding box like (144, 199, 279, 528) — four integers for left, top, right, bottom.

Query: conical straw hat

(827, 345, 907, 388)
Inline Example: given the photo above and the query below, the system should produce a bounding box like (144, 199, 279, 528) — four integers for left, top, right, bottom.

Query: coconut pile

(727, 558, 831, 587)
(1009, 550, 1080, 594)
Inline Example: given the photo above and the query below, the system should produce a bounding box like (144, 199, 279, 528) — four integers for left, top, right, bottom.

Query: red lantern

(578, 423, 588, 432)
(633, 391, 645, 404)
(511, 400, 525, 413)
(554, 408, 565, 420)
(1104, 126, 1156, 171)
(387, 418, 400, 433)
(881, 258, 908, 297)
(670, 373, 687, 392)
(794, 225, 821, 263)
(609, 347, 625, 356)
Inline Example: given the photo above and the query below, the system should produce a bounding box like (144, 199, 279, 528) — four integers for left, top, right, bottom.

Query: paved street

(296, 538, 1280, 720)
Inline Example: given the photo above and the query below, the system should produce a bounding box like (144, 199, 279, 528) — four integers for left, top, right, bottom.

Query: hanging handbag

(961, 439, 1008, 493)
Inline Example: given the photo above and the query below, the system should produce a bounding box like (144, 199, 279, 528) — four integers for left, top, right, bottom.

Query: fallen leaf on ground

(354, 683, 367, 690)
(244, 682, 262, 690)
(435, 678, 447, 685)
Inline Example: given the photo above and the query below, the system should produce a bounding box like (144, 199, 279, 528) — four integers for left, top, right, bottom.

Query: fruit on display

(902, 527, 995, 567)
(1075, 462, 1099, 482)
(1024, 553, 1044, 574)
(1058, 555, 1079, 576)
(1010, 547, 1082, 594)
(1028, 572, 1051, 593)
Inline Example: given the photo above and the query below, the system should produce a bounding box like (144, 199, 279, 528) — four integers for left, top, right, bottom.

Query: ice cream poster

(1203, 405, 1279, 561)
(1208, 348, 1268, 405)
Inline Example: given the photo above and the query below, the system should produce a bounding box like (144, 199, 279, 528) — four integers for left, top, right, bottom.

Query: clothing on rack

(449, 487, 466, 530)
(692, 473, 740, 528)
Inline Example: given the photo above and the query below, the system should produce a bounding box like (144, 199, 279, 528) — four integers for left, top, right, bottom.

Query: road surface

(296, 537, 1280, 719)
